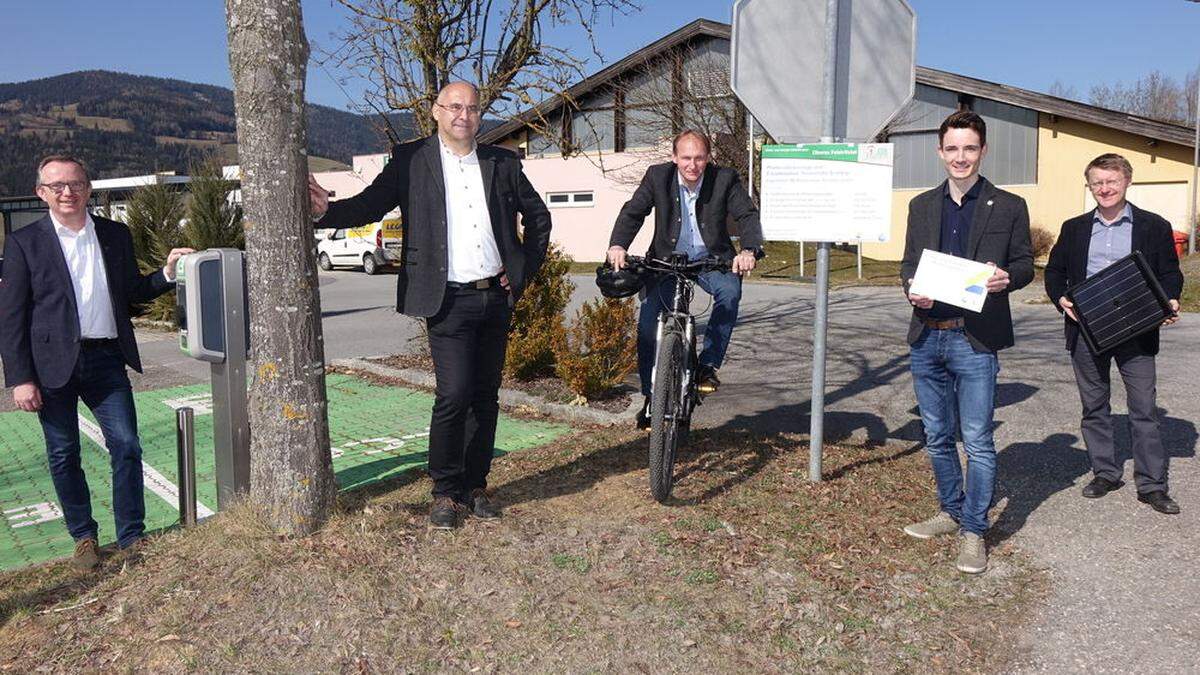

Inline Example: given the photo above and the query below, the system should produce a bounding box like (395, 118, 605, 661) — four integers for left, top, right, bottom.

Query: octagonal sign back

(731, 0, 916, 142)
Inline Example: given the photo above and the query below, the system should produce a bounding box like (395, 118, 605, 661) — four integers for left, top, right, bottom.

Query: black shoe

(429, 496, 463, 529)
(697, 365, 720, 394)
(1081, 476, 1124, 498)
(469, 488, 501, 519)
(635, 397, 651, 430)
(1138, 490, 1180, 515)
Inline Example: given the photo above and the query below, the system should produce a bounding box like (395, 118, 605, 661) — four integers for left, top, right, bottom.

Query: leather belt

(446, 274, 502, 290)
(80, 337, 119, 348)
(921, 317, 964, 330)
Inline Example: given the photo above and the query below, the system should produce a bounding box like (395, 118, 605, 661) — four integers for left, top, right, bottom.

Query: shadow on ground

(991, 411, 1198, 544)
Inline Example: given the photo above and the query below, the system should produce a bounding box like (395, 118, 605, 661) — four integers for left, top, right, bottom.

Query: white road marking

(162, 393, 214, 415)
(4, 502, 63, 528)
(78, 417, 216, 518)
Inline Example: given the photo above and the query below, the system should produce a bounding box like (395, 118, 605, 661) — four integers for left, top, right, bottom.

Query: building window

(546, 191, 595, 208)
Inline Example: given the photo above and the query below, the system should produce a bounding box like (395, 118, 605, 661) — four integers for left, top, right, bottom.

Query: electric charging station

(175, 248, 250, 509)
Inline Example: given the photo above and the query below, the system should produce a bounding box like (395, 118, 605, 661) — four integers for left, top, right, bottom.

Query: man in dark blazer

(0, 155, 191, 570)
(899, 111, 1033, 575)
(1044, 153, 1184, 514)
(607, 129, 763, 428)
(309, 82, 552, 529)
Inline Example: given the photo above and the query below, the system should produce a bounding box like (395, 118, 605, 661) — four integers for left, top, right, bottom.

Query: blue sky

(1, 0, 1196, 111)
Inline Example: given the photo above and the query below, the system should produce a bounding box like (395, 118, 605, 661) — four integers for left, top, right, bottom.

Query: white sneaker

(903, 511, 959, 539)
(956, 532, 987, 574)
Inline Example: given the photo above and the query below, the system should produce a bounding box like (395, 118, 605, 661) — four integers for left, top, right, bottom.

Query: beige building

(474, 19, 1197, 263)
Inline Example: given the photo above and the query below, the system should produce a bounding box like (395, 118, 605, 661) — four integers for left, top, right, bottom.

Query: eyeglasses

(38, 181, 90, 194)
(435, 102, 482, 116)
(1086, 178, 1126, 190)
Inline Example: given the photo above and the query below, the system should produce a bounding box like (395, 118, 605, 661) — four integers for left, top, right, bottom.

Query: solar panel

(1067, 250, 1174, 354)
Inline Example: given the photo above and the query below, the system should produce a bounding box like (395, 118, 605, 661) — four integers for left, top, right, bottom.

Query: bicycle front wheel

(649, 329, 686, 503)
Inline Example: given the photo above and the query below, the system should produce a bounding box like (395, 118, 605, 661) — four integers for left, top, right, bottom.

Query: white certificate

(908, 249, 994, 313)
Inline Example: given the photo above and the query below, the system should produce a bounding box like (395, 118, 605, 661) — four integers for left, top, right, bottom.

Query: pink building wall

(518, 152, 657, 263)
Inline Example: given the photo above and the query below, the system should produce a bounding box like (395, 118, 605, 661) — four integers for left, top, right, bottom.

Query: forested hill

(0, 70, 422, 196)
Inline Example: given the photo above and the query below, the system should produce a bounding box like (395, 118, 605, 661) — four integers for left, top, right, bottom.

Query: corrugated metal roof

(479, 19, 1195, 150)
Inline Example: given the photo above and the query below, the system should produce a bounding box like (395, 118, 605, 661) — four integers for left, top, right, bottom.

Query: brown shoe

(430, 496, 464, 530)
(71, 538, 99, 572)
(470, 488, 501, 519)
(697, 365, 720, 394)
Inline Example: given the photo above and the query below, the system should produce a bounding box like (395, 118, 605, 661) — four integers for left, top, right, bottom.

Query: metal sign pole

(211, 251, 250, 508)
(1190, 78, 1198, 255)
(748, 114, 756, 203)
(809, 0, 841, 482)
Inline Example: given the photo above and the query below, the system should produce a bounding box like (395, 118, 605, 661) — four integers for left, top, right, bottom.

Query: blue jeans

(37, 342, 146, 548)
(909, 328, 999, 536)
(637, 270, 742, 397)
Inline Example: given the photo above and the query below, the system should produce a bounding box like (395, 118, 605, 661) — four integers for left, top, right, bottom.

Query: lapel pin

(986, 200, 994, 206)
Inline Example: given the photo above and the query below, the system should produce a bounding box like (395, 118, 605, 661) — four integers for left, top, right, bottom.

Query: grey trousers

(1070, 339, 1168, 493)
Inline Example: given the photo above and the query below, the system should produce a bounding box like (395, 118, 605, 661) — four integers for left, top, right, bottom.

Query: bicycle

(626, 253, 731, 503)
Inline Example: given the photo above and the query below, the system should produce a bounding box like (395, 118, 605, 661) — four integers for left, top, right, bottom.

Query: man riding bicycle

(607, 129, 764, 429)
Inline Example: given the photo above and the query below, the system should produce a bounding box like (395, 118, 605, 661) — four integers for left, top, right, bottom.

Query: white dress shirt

(440, 139, 503, 283)
(51, 214, 119, 339)
(675, 173, 708, 261)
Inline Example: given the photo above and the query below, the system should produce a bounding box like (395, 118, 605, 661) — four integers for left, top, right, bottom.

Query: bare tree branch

(321, 0, 640, 146)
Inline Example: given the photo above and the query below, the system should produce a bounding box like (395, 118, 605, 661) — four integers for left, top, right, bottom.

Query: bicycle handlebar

(623, 254, 731, 278)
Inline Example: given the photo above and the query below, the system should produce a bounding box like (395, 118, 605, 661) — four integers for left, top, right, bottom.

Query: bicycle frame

(648, 262, 700, 417)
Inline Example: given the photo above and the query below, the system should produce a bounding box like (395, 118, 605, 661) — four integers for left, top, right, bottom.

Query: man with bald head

(310, 82, 552, 529)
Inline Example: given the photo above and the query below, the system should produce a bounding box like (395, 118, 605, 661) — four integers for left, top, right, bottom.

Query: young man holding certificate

(899, 111, 1034, 574)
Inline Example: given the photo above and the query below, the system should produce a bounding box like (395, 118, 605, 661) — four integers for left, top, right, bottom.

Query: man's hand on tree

(308, 173, 329, 220)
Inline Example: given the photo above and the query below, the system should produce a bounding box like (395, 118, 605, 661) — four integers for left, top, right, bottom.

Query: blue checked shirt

(1086, 203, 1133, 278)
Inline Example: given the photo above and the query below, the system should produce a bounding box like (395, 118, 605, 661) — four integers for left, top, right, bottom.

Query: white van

(317, 218, 403, 275)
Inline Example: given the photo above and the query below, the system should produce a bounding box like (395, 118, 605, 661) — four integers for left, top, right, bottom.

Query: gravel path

(686, 280, 1199, 673)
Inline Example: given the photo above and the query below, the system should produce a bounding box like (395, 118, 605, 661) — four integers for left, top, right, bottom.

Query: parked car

(316, 218, 402, 274)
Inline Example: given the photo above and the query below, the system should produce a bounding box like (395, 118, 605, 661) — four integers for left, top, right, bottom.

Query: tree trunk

(225, 0, 335, 535)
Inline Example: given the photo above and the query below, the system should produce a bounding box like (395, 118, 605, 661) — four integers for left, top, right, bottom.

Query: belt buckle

(474, 278, 489, 290)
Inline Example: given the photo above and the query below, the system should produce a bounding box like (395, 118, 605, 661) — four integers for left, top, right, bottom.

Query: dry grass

(1180, 252, 1199, 313)
(758, 243, 901, 288)
(0, 427, 1045, 672)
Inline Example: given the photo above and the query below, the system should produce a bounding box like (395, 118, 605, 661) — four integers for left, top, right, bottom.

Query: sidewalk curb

(330, 357, 640, 427)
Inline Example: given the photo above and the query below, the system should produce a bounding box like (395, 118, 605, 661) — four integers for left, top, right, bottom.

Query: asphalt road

(2, 267, 1197, 671)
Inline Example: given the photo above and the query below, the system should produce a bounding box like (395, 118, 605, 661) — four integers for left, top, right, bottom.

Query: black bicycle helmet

(595, 262, 644, 298)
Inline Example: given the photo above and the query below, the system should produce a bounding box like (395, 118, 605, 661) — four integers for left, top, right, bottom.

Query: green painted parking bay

(0, 373, 568, 572)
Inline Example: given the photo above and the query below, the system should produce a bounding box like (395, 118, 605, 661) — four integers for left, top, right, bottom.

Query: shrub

(505, 243, 574, 380)
(124, 158, 245, 324)
(124, 182, 186, 322)
(1030, 225, 1055, 260)
(553, 297, 637, 400)
(185, 159, 244, 251)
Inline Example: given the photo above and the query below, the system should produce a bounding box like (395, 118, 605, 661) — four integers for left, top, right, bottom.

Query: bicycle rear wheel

(649, 329, 686, 502)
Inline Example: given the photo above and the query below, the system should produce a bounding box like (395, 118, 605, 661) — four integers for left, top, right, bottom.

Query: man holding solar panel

(1045, 153, 1184, 515)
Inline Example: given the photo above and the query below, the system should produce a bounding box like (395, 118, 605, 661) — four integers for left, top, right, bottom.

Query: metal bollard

(176, 407, 198, 527)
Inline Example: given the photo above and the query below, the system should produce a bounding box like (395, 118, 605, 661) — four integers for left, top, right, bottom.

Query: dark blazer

(317, 135, 552, 318)
(0, 215, 173, 389)
(1044, 203, 1183, 355)
(609, 162, 763, 260)
(900, 177, 1034, 353)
